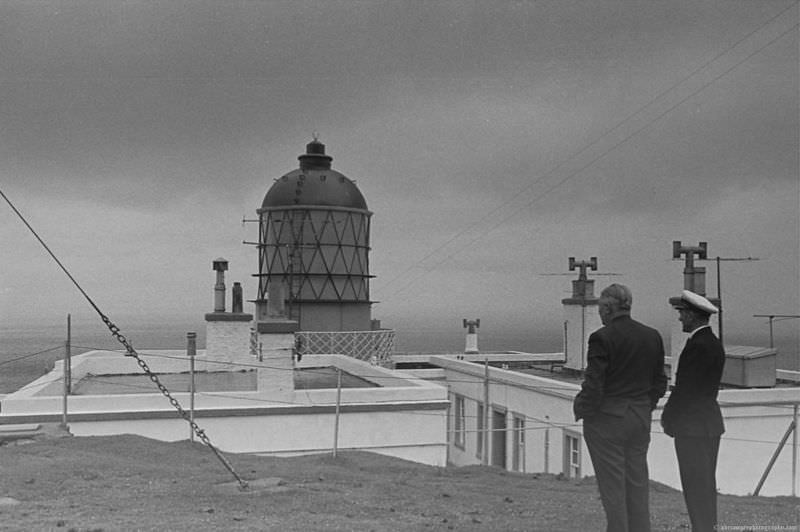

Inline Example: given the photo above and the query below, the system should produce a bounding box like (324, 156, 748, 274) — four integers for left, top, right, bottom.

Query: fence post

(544, 415, 550, 474)
(61, 314, 71, 429)
(332, 367, 342, 457)
(187, 332, 197, 443)
(483, 359, 490, 466)
(445, 384, 451, 465)
(794, 404, 798, 497)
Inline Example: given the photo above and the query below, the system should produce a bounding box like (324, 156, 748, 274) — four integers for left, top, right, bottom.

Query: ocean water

(0, 317, 209, 394)
(0, 316, 796, 395)
(0, 315, 562, 394)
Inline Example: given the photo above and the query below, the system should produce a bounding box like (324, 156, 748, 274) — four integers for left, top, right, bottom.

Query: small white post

(333, 368, 342, 457)
(445, 384, 451, 465)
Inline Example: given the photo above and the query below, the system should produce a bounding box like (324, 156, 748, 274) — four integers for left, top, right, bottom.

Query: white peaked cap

(671, 289, 719, 315)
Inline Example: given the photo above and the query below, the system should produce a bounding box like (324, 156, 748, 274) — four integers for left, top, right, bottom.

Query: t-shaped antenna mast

(672, 241, 708, 295)
(462, 319, 480, 333)
(569, 257, 597, 281)
(568, 257, 598, 299)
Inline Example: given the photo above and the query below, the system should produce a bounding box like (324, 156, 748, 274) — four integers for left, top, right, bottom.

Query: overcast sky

(0, 1, 797, 351)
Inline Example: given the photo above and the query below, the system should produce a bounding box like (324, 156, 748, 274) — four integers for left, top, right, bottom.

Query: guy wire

(0, 187, 249, 490)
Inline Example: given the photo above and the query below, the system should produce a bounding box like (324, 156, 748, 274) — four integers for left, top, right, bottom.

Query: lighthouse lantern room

(254, 138, 374, 332)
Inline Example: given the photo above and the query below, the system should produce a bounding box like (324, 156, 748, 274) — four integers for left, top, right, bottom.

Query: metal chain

(100, 314, 249, 490)
(1, 189, 248, 490)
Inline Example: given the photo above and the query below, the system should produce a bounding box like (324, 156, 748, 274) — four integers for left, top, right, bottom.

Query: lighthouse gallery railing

(294, 329, 395, 367)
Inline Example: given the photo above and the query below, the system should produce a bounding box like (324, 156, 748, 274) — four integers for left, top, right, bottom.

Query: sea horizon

(1, 315, 796, 394)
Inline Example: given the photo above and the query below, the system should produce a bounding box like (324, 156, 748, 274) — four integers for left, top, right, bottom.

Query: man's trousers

(674, 435, 720, 532)
(583, 406, 651, 532)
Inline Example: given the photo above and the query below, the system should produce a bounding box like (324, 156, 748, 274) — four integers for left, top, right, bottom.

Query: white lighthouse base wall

(256, 332, 295, 401)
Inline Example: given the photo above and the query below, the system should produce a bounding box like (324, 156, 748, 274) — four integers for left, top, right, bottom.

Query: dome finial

(300, 135, 331, 169)
(312, 130, 320, 142)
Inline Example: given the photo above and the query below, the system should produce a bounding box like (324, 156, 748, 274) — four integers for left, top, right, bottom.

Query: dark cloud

(0, 1, 796, 339)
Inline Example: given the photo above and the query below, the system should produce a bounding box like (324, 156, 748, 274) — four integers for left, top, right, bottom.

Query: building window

(476, 402, 484, 459)
(563, 431, 581, 479)
(512, 414, 525, 472)
(453, 394, 466, 449)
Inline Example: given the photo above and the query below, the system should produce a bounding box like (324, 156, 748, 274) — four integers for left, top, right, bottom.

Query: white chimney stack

(463, 319, 480, 354)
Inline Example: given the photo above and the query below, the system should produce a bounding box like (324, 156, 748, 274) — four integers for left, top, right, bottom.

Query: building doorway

(563, 430, 582, 478)
(511, 414, 525, 472)
(491, 408, 506, 468)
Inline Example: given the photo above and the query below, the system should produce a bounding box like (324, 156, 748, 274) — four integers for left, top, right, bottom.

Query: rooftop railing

(294, 329, 395, 368)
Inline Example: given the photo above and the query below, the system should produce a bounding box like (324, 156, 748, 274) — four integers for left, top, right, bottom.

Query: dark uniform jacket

(574, 314, 668, 423)
(661, 327, 726, 438)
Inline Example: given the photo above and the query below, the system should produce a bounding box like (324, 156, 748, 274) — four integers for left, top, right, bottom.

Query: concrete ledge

(0, 400, 449, 425)
(717, 386, 800, 407)
(0, 423, 40, 432)
(401, 369, 446, 380)
(393, 351, 565, 365)
(778, 369, 800, 382)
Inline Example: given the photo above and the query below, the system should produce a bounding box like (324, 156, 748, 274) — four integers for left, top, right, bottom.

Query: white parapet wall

(651, 387, 800, 497)
(0, 351, 449, 467)
(9, 349, 196, 399)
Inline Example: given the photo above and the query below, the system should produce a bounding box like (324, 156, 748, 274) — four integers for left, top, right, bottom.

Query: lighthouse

(254, 138, 374, 332)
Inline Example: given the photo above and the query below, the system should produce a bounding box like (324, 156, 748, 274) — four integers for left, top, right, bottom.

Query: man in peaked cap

(661, 290, 725, 532)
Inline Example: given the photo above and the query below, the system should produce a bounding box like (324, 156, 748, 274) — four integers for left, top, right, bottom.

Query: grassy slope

(0, 434, 796, 531)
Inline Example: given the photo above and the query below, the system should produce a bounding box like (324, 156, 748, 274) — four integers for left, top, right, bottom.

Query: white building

(430, 353, 798, 497)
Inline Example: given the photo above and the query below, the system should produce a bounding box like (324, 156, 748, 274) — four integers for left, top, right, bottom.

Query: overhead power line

(379, 5, 799, 300)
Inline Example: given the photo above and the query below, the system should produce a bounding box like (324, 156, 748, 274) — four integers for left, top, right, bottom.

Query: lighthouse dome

(261, 139, 368, 210)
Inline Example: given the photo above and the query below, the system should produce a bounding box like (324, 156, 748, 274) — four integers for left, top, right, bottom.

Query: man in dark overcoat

(661, 290, 725, 532)
(574, 283, 668, 532)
